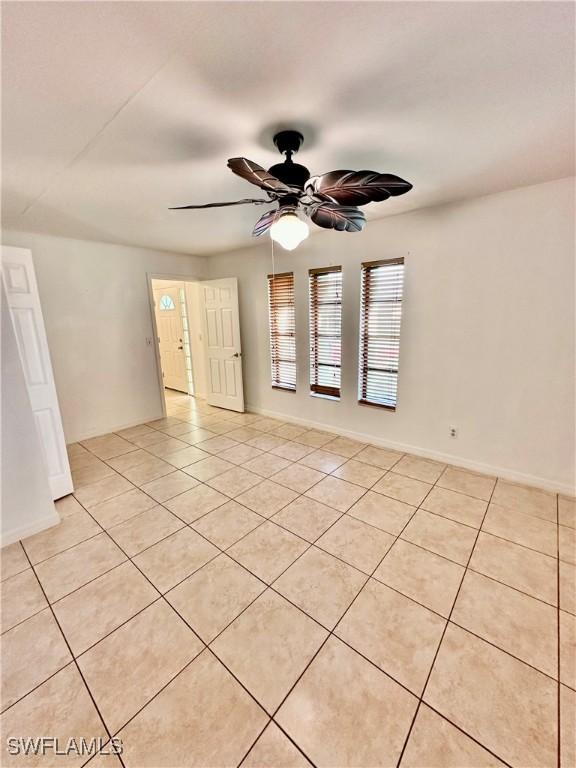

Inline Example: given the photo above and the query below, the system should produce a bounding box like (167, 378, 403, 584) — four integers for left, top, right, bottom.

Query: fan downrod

(273, 130, 304, 157)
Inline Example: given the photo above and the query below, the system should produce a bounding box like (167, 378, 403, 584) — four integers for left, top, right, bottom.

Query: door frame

(146, 272, 202, 419)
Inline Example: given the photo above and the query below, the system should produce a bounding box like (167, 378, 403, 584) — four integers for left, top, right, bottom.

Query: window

(309, 266, 342, 398)
(268, 272, 296, 391)
(358, 258, 404, 409)
(159, 295, 176, 311)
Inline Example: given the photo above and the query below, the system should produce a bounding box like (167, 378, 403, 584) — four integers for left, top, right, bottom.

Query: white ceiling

(2, 1, 574, 255)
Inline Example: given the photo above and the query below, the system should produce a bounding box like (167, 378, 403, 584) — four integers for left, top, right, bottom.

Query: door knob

(178, 345, 183, 350)
(232, 352, 241, 358)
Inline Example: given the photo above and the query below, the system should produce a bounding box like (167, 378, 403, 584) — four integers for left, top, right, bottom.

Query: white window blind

(268, 272, 296, 391)
(358, 258, 404, 409)
(309, 266, 342, 398)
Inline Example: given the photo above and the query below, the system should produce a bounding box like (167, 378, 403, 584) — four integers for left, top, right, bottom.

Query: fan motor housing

(268, 161, 310, 190)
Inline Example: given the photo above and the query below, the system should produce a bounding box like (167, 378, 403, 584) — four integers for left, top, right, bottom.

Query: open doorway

(150, 278, 207, 413)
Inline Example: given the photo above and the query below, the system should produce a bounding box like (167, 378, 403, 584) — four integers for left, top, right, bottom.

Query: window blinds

(358, 258, 404, 409)
(267, 272, 296, 391)
(309, 266, 342, 398)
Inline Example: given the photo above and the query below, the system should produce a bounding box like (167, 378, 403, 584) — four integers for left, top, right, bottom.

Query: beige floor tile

(72, 461, 118, 486)
(74, 474, 133, 508)
(424, 624, 557, 767)
(373, 471, 432, 506)
(336, 578, 446, 694)
(422, 486, 487, 528)
(559, 496, 576, 529)
(492, 479, 557, 523)
(146, 438, 190, 458)
(0, 542, 29, 581)
(355, 445, 404, 470)
(273, 464, 326, 494)
(121, 455, 174, 485)
(560, 561, 576, 615)
(305, 476, 365, 512)
(374, 539, 464, 617)
(35, 533, 126, 602)
(252, 417, 287, 433)
(294, 430, 334, 448)
(225, 427, 264, 443)
(401, 704, 506, 767)
(55, 494, 85, 518)
(133, 527, 218, 593)
(88, 488, 157, 529)
(217, 443, 264, 465)
(84, 748, 123, 767)
(0, 664, 107, 768)
(483, 504, 557, 556)
(212, 590, 327, 713)
(1, 609, 71, 711)
(452, 570, 557, 678)
(277, 636, 417, 767)
(323, 436, 367, 458)
(67, 441, 89, 458)
(273, 424, 308, 441)
(243, 722, 312, 767)
(248, 434, 289, 452)
(560, 610, 575, 689)
(78, 600, 202, 733)
(178, 427, 216, 445)
(560, 524, 576, 565)
(52, 561, 158, 655)
(162, 446, 210, 469)
(196, 435, 240, 454)
(299, 449, 348, 474)
(236, 480, 298, 518)
(164, 483, 228, 523)
(228, 521, 308, 583)
(271, 441, 315, 461)
(146, 416, 184, 429)
(470, 531, 558, 605)
(561, 685, 575, 768)
(116, 424, 155, 441)
(131, 429, 177, 448)
(181, 455, 235, 481)
(348, 491, 415, 535)
(242, 453, 292, 479)
(81, 434, 138, 460)
(272, 496, 341, 542)
(139, 470, 199, 502)
(22, 510, 101, 564)
(401, 510, 477, 565)
(107, 505, 183, 557)
(394, 454, 446, 483)
(207, 466, 262, 497)
(106, 449, 150, 473)
(437, 466, 496, 501)
(166, 554, 265, 642)
(274, 547, 366, 629)
(117, 650, 267, 767)
(163, 421, 206, 437)
(316, 515, 395, 574)
(1, 569, 47, 632)
(192, 500, 263, 549)
(331, 459, 385, 489)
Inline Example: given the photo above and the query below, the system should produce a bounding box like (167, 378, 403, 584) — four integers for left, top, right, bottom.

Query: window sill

(311, 392, 340, 402)
(358, 399, 396, 412)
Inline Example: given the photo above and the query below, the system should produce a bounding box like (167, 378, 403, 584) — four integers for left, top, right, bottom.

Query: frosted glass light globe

(270, 213, 309, 251)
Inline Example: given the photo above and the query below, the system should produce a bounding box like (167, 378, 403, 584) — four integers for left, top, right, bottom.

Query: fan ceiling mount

(170, 129, 413, 250)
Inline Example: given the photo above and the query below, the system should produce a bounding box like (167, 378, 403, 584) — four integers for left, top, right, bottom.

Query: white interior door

(154, 285, 188, 393)
(1, 246, 73, 500)
(200, 278, 244, 412)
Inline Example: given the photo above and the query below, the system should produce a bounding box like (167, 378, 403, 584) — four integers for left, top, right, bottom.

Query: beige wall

(206, 177, 575, 493)
(2, 231, 206, 443)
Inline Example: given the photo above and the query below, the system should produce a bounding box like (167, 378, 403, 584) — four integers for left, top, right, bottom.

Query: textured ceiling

(2, 1, 574, 255)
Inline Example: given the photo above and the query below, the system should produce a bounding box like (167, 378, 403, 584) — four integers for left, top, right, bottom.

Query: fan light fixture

(270, 211, 309, 251)
(170, 129, 412, 251)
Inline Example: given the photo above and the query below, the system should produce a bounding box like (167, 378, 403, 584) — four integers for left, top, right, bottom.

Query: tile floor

(1, 390, 574, 767)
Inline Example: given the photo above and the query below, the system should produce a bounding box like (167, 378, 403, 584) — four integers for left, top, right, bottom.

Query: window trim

(267, 271, 296, 392)
(309, 265, 343, 400)
(358, 257, 405, 411)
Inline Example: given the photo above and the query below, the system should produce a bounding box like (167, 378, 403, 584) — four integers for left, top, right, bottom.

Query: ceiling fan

(170, 130, 413, 250)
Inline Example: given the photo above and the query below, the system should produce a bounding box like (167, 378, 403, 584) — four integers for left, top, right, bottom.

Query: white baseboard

(246, 403, 575, 497)
(1, 508, 60, 548)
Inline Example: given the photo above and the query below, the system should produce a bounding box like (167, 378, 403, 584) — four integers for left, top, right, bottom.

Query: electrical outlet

(449, 426, 457, 438)
(145, 337, 153, 347)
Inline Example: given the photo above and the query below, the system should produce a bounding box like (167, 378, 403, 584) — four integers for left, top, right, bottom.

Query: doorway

(150, 278, 207, 410)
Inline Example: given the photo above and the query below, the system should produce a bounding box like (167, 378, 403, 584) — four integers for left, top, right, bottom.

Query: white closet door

(200, 278, 244, 412)
(1, 246, 73, 499)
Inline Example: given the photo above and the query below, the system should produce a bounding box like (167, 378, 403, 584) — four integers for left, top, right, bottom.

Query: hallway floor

(1, 392, 574, 767)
